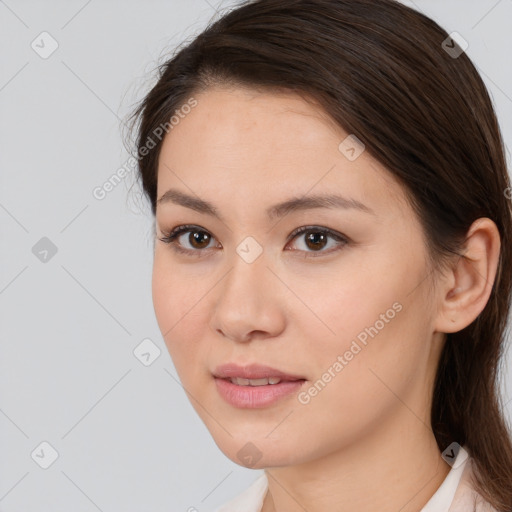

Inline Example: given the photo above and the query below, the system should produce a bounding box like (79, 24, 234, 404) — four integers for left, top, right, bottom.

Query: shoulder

(214, 472, 268, 512)
(448, 457, 499, 512)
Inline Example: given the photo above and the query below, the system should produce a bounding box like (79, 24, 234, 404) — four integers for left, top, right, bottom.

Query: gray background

(1, 1, 511, 511)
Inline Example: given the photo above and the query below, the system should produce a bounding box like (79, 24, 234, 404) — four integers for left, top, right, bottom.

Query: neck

(261, 410, 450, 512)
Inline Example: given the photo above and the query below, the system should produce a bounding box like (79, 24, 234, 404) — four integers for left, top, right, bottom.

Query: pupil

(191, 231, 210, 248)
(306, 232, 327, 250)
(186, 230, 328, 251)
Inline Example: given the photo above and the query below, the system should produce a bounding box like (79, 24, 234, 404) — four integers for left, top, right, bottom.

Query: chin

(212, 434, 307, 470)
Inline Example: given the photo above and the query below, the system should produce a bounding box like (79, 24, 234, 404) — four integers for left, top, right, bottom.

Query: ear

(434, 217, 501, 334)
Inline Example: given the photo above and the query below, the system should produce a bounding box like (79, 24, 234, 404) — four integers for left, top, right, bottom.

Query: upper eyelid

(160, 224, 348, 247)
(162, 224, 343, 237)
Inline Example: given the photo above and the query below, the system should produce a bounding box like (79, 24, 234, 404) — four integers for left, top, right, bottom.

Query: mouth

(213, 362, 306, 381)
(213, 363, 307, 408)
(225, 376, 294, 386)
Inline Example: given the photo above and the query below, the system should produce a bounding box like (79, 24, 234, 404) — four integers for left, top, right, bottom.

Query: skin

(151, 86, 500, 512)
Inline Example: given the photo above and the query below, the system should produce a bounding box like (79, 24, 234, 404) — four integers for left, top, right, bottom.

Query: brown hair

(125, 0, 512, 509)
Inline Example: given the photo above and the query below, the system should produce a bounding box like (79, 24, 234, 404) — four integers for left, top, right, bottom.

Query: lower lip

(214, 377, 306, 408)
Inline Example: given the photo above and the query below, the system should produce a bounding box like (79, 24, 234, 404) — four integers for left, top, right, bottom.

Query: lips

(213, 363, 307, 408)
(213, 363, 306, 383)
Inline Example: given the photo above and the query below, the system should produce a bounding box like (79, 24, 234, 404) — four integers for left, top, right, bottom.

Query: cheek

(289, 250, 406, 349)
(151, 257, 177, 338)
(293, 305, 425, 453)
(151, 256, 206, 372)
(293, 242, 429, 395)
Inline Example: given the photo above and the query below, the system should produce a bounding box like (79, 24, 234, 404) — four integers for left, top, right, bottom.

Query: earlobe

(434, 218, 500, 334)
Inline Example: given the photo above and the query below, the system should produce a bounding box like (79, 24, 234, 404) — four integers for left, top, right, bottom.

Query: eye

(157, 224, 349, 257)
(286, 225, 349, 256)
(158, 224, 219, 257)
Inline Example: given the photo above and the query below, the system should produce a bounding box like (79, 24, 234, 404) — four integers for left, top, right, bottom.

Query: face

(152, 86, 442, 468)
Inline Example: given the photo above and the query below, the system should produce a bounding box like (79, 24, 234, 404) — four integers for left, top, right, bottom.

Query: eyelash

(157, 224, 349, 258)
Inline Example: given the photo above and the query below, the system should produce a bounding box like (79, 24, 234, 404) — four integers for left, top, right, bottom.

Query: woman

(126, 0, 512, 510)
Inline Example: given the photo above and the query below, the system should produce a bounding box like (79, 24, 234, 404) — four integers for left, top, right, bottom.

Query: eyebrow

(156, 188, 375, 221)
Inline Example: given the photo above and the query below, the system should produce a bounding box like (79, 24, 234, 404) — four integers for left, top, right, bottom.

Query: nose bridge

(222, 238, 270, 304)
(211, 239, 285, 340)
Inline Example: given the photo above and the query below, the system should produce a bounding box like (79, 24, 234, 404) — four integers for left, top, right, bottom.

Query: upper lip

(213, 363, 306, 381)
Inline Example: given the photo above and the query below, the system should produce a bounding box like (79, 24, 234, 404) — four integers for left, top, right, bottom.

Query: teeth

(230, 377, 282, 386)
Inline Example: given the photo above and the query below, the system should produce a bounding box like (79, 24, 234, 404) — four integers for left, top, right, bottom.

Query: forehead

(163, 86, 343, 155)
(156, 86, 408, 218)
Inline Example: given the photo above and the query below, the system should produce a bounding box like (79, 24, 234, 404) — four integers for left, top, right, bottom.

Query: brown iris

(304, 231, 328, 251)
(188, 230, 211, 249)
(186, 229, 329, 251)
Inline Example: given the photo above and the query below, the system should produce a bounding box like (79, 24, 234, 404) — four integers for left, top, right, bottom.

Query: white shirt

(215, 447, 497, 512)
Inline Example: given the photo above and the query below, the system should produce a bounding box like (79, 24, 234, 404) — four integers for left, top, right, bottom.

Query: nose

(209, 251, 287, 343)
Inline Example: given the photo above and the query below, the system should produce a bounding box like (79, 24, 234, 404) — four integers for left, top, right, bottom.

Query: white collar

(420, 447, 469, 512)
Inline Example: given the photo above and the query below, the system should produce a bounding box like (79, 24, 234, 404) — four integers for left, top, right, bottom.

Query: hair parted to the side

(125, 0, 512, 509)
